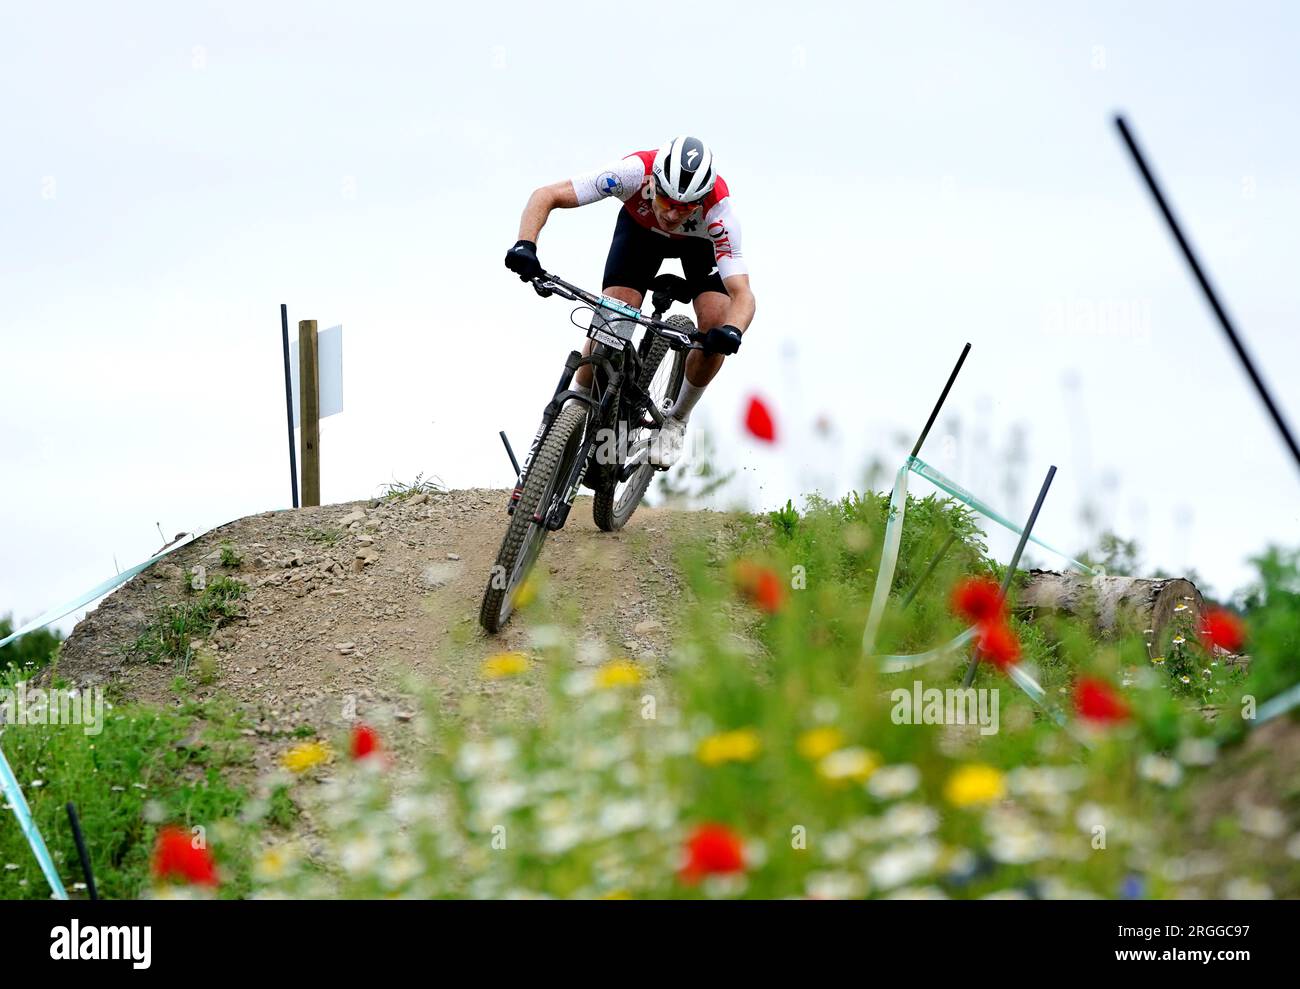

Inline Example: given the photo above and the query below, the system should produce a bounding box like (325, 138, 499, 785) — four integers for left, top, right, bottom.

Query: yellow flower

(1151, 656, 1166, 666)
(282, 740, 331, 774)
(513, 576, 538, 609)
(697, 728, 762, 766)
(482, 651, 530, 679)
(817, 746, 880, 784)
(601, 889, 632, 900)
(254, 845, 298, 881)
(797, 727, 844, 761)
(595, 660, 642, 689)
(944, 764, 1006, 807)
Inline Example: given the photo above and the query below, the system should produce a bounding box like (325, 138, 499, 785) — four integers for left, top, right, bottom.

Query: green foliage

(219, 544, 243, 569)
(0, 615, 63, 679)
(129, 576, 247, 669)
(304, 527, 343, 546)
(0, 698, 253, 900)
(379, 472, 445, 501)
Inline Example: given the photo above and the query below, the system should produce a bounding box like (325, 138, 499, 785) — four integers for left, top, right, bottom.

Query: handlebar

(530, 272, 705, 350)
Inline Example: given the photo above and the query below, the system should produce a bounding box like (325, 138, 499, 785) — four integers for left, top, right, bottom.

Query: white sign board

(289, 324, 343, 427)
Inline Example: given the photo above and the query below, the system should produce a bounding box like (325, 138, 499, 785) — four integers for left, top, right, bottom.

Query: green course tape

(0, 738, 67, 899)
(907, 457, 1096, 574)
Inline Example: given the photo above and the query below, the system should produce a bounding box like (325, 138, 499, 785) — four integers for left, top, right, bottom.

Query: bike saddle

(650, 273, 693, 310)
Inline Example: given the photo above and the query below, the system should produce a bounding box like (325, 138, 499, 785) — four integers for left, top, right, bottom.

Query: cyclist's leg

(669, 244, 731, 414)
(577, 211, 658, 388)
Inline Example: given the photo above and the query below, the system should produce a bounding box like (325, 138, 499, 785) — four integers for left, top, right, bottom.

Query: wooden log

(1016, 569, 1205, 651)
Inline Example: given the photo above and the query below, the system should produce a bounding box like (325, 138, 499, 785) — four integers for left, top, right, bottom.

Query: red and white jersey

(570, 149, 747, 280)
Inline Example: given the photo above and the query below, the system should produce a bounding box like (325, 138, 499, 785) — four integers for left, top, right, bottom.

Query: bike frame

(507, 273, 704, 531)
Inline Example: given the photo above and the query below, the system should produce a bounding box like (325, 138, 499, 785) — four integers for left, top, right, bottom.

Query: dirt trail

(54, 489, 736, 772)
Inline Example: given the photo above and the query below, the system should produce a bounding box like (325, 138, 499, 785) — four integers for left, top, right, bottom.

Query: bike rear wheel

(479, 402, 589, 633)
(592, 314, 691, 532)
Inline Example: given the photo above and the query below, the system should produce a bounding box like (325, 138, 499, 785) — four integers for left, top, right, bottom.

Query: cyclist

(503, 135, 755, 468)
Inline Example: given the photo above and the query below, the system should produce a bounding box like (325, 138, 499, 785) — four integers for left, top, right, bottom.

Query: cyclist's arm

(704, 193, 754, 332)
(519, 156, 646, 242)
(517, 180, 580, 242)
(722, 273, 756, 332)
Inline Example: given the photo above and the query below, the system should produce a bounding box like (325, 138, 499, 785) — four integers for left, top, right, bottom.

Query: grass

(0, 693, 256, 900)
(304, 527, 344, 547)
(378, 472, 445, 501)
(129, 575, 247, 670)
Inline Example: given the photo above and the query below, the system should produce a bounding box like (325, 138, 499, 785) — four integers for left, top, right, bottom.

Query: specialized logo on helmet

(655, 134, 716, 204)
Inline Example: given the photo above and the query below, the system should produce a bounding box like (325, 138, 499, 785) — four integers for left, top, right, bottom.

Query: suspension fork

(544, 351, 625, 530)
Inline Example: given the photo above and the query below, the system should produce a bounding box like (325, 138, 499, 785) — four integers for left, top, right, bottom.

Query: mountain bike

(479, 271, 705, 633)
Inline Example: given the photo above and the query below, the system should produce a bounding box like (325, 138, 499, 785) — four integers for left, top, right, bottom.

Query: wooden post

(298, 319, 320, 507)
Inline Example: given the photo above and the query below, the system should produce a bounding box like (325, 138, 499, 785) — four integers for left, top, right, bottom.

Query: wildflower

(1073, 676, 1131, 724)
(350, 723, 381, 760)
(513, 576, 538, 609)
(1199, 607, 1246, 653)
(1172, 634, 1186, 646)
(796, 726, 844, 761)
(697, 728, 762, 766)
(1238, 804, 1287, 839)
(944, 764, 1006, 807)
(976, 621, 1020, 670)
(1175, 737, 1217, 766)
(1222, 877, 1273, 900)
(743, 396, 777, 442)
(679, 823, 746, 884)
(595, 659, 642, 689)
(151, 826, 218, 887)
(282, 740, 331, 773)
(732, 561, 785, 613)
(867, 764, 921, 799)
(1151, 655, 1166, 666)
(950, 576, 1004, 623)
(869, 839, 941, 890)
(1179, 675, 1191, 685)
(254, 845, 298, 882)
(482, 651, 530, 679)
(817, 747, 880, 784)
(1138, 754, 1183, 788)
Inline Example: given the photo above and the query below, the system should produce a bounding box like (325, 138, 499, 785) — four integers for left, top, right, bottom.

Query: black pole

(962, 465, 1057, 688)
(1115, 115, 1300, 475)
(499, 430, 521, 479)
(900, 531, 958, 609)
(911, 342, 971, 459)
(281, 304, 300, 508)
(65, 802, 97, 900)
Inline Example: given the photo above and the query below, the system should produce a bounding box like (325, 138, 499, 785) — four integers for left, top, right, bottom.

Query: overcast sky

(3, 1, 1298, 637)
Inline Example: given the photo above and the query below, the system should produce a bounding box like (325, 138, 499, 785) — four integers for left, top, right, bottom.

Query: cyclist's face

(653, 193, 695, 229)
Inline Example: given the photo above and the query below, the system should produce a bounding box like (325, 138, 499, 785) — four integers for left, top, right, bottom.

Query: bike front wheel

(592, 314, 691, 531)
(479, 402, 589, 633)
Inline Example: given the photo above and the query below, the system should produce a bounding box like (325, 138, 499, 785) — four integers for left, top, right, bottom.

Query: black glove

(504, 239, 543, 281)
(702, 324, 743, 355)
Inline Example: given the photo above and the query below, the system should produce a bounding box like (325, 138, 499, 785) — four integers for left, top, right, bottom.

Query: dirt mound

(54, 488, 736, 772)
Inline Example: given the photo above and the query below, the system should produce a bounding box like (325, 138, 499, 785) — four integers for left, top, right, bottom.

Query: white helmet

(652, 135, 716, 203)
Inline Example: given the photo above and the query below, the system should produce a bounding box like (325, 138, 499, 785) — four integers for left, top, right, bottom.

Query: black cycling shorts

(601, 208, 727, 300)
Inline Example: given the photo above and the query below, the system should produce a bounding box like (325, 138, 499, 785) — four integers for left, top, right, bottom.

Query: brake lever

(532, 278, 555, 299)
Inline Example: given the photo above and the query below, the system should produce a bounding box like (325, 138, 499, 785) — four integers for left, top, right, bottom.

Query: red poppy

(1073, 676, 1131, 724)
(951, 576, 1005, 624)
(744, 396, 777, 443)
(151, 825, 218, 887)
(1199, 607, 1246, 653)
(976, 621, 1021, 671)
(733, 561, 785, 614)
(679, 823, 746, 885)
(351, 723, 381, 760)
